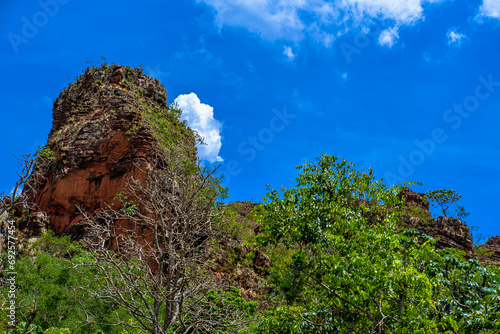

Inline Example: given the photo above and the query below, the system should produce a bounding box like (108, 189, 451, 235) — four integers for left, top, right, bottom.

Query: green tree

(425, 248, 500, 332)
(254, 154, 500, 333)
(0, 231, 120, 333)
(425, 189, 469, 220)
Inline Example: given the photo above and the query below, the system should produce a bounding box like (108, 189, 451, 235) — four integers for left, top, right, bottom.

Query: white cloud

(478, 0, 500, 19)
(341, 72, 348, 80)
(283, 45, 295, 60)
(200, 0, 305, 41)
(174, 93, 223, 163)
(199, 0, 448, 47)
(447, 28, 466, 46)
(341, 0, 424, 24)
(378, 27, 399, 47)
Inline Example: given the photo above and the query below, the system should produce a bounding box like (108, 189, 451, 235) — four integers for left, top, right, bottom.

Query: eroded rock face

(428, 216, 473, 256)
(482, 236, 500, 266)
(398, 188, 473, 257)
(24, 64, 192, 235)
(398, 187, 430, 211)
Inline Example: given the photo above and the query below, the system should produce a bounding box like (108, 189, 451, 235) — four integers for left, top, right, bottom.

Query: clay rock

(398, 187, 429, 211)
(400, 213, 473, 257)
(397, 188, 473, 257)
(482, 236, 500, 265)
(24, 64, 194, 235)
(429, 216, 473, 257)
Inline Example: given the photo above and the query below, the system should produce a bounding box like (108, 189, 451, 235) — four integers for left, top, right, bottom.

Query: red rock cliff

(24, 64, 194, 235)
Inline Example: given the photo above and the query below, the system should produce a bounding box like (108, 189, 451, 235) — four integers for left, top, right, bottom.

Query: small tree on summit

(425, 188, 470, 221)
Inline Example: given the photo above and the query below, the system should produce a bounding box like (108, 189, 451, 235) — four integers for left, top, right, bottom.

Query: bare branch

(74, 152, 246, 333)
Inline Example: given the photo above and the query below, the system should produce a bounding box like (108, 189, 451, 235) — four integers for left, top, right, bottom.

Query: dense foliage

(0, 231, 124, 333)
(254, 154, 500, 333)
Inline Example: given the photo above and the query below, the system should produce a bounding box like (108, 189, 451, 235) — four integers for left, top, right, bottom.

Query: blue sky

(1, 0, 499, 239)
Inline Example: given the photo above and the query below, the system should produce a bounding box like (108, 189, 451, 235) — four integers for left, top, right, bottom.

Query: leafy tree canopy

(254, 154, 500, 333)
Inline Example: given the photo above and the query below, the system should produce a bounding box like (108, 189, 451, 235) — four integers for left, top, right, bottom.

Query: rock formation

(23, 64, 194, 235)
(428, 216, 473, 255)
(398, 187, 430, 211)
(398, 188, 473, 256)
(481, 236, 500, 266)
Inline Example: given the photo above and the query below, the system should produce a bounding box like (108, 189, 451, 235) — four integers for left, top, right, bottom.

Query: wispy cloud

(174, 93, 223, 163)
(378, 26, 399, 47)
(341, 0, 426, 24)
(283, 45, 295, 60)
(200, 0, 305, 41)
(199, 0, 449, 48)
(447, 28, 466, 47)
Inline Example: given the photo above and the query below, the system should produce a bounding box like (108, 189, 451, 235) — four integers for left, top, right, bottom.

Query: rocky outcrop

(425, 216, 473, 256)
(398, 188, 473, 257)
(16, 63, 478, 266)
(481, 236, 500, 266)
(23, 64, 194, 235)
(398, 187, 429, 211)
